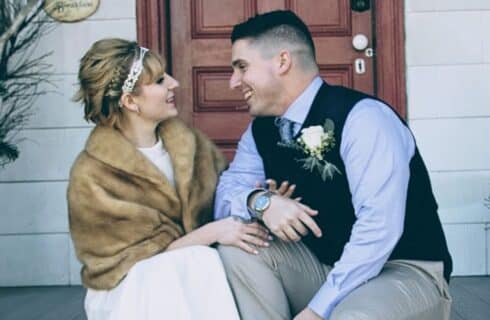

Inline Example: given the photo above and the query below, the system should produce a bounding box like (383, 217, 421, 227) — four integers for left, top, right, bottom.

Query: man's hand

(265, 179, 297, 198)
(262, 195, 322, 242)
(294, 307, 323, 320)
(256, 179, 302, 201)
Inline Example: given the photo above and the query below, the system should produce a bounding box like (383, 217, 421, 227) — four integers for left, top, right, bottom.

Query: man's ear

(277, 50, 292, 75)
(120, 92, 139, 113)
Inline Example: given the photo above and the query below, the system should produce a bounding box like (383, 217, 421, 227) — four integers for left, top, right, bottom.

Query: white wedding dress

(84, 245, 240, 320)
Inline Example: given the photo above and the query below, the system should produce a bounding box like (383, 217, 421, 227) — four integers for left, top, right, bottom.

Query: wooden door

(169, 0, 374, 160)
(138, 1, 406, 160)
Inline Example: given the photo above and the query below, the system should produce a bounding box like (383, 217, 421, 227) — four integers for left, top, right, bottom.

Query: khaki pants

(218, 239, 451, 320)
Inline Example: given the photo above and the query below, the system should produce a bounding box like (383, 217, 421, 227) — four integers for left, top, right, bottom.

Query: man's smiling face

(229, 39, 283, 117)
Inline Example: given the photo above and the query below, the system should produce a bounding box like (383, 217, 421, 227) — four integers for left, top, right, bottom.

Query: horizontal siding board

(69, 238, 83, 285)
(88, 0, 136, 20)
(406, 12, 484, 66)
(443, 224, 487, 276)
(483, 12, 490, 63)
(29, 74, 89, 128)
(407, 65, 490, 119)
(430, 171, 490, 223)
(409, 118, 490, 171)
(0, 128, 91, 182)
(0, 181, 69, 234)
(488, 224, 490, 275)
(408, 0, 490, 12)
(0, 234, 70, 286)
(39, 19, 136, 75)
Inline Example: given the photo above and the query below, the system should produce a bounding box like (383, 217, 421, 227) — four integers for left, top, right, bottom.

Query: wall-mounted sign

(44, 0, 100, 22)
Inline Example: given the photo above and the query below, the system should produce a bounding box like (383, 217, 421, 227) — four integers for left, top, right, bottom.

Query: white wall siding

(407, 65, 490, 119)
(0, 128, 91, 181)
(407, 0, 490, 12)
(69, 239, 82, 285)
(483, 11, 490, 63)
(0, 182, 69, 234)
(431, 171, 490, 224)
(443, 224, 487, 276)
(406, 12, 483, 66)
(0, 234, 70, 286)
(90, 0, 135, 20)
(410, 118, 490, 171)
(487, 225, 490, 275)
(0, 0, 136, 286)
(406, 1, 490, 275)
(29, 74, 88, 128)
(40, 19, 138, 75)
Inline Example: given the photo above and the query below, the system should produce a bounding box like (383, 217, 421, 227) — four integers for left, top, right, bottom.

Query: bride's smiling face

(135, 72, 180, 123)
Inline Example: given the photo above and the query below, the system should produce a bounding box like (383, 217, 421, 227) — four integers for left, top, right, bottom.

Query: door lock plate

(355, 58, 366, 74)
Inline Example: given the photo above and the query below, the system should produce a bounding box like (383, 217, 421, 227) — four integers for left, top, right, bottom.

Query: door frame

(136, 0, 406, 118)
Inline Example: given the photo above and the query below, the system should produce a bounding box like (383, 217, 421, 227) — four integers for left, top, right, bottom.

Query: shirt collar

(281, 75, 323, 125)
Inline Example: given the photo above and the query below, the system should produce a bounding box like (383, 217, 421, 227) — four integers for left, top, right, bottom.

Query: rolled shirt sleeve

(308, 99, 416, 318)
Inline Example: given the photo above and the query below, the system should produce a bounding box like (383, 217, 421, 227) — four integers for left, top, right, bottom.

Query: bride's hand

(214, 217, 271, 254)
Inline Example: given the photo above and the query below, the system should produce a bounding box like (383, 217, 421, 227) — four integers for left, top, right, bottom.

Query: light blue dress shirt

(214, 76, 416, 319)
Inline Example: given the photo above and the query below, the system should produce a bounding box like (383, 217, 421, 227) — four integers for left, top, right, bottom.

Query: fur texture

(67, 118, 227, 289)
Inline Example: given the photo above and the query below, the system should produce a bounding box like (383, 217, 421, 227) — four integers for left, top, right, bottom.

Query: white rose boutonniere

(278, 119, 341, 181)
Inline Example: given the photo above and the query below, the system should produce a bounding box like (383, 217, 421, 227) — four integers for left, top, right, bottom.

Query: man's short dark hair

(231, 10, 316, 61)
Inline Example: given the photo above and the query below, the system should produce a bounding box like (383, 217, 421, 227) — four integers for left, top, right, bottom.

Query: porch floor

(0, 276, 489, 319)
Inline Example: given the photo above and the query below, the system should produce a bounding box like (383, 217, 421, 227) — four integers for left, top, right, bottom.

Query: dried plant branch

(0, 0, 56, 168)
(0, 0, 41, 57)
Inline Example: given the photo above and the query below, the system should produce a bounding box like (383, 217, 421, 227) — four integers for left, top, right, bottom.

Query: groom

(214, 10, 452, 320)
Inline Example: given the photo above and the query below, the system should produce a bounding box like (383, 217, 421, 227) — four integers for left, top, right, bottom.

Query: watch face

(255, 194, 270, 212)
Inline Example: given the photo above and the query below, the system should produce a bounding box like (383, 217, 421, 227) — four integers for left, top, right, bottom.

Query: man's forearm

(213, 124, 266, 220)
(214, 179, 256, 220)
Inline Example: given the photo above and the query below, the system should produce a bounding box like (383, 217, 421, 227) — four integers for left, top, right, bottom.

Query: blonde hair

(73, 38, 166, 126)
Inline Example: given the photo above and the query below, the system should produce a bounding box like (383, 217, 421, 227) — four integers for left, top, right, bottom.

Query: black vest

(252, 83, 452, 281)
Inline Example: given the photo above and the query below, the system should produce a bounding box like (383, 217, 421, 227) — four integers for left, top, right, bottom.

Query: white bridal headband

(122, 46, 149, 93)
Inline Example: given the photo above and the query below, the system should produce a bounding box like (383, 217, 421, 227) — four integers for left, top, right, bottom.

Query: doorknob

(352, 34, 369, 51)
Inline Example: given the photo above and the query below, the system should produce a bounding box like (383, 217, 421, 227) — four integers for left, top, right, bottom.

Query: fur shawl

(67, 118, 227, 289)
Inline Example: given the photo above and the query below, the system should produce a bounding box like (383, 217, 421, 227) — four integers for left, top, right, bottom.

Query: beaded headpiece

(121, 46, 149, 93)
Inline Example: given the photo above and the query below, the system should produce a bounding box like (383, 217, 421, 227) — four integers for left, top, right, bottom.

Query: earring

(135, 105, 140, 114)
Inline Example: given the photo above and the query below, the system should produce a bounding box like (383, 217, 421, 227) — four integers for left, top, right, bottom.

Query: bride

(68, 38, 280, 320)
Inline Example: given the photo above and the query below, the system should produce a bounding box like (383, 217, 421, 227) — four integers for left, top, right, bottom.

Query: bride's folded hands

(212, 217, 271, 254)
(166, 217, 270, 254)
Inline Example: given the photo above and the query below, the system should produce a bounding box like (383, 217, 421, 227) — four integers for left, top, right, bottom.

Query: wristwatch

(252, 190, 273, 220)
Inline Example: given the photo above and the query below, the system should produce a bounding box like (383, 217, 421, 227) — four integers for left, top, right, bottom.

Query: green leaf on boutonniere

(323, 119, 335, 132)
(320, 162, 342, 181)
(298, 157, 319, 172)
